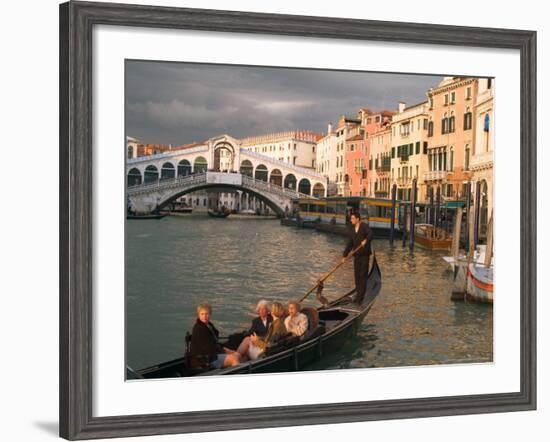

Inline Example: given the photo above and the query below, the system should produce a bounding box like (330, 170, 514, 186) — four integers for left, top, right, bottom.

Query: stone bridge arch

(157, 183, 286, 216)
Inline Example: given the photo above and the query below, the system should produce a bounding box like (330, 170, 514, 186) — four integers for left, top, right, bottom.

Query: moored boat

(465, 262, 493, 303)
(132, 256, 382, 379)
(414, 223, 452, 250)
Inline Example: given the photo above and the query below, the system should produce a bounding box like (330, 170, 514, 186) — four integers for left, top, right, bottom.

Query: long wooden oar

(299, 242, 365, 303)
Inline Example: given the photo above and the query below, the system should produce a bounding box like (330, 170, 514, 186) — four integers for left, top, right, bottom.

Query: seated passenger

(284, 300, 308, 338)
(189, 302, 240, 370)
(243, 302, 288, 361)
(236, 299, 272, 357)
(248, 299, 273, 338)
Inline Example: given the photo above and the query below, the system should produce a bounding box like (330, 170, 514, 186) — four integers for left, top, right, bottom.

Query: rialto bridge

(126, 135, 327, 215)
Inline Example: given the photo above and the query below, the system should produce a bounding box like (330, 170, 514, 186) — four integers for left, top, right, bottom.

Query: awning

(444, 200, 465, 208)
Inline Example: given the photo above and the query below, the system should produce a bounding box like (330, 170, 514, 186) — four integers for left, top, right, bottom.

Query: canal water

(126, 214, 493, 371)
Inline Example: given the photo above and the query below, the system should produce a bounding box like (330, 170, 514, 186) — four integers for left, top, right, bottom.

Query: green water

(126, 214, 493, 371)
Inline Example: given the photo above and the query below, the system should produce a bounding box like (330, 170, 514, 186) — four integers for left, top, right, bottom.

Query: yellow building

(390, 101, 430, 201)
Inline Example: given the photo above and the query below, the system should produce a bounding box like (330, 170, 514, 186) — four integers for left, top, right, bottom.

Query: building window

(450, 149, 454, 171)
(449, 115, 455, 133)
(441, 118, 448, 134)
(415, 142, 420, 154)
(444, 94, 449, 105)
(466, 87, 472, 100)
(429, 97, 434, 109)
(487, 78, 492, 89)
(391, 147, 395, 158)
(451, 91, 456, 103)
(423, 142, 428, 154)
(464, 111, 473, 130)
(465, 146, 470, 171)
(428, 121, 434, 137)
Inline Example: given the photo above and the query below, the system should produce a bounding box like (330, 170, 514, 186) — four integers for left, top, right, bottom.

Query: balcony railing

(423, 170, 447, 181)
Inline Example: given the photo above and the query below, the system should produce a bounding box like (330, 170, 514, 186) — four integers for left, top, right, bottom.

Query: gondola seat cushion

(300, 307, 319, 330)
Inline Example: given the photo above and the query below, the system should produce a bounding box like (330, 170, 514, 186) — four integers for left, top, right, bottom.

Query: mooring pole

(402, 203, 408, 247)
(429, 186, 434, 225)
(409, 179, 417, 250)
(474, 180, 481, 246)
(465, 181, 472, 250)
(390, 183, 397, 246)
(435, 186, 441, 229)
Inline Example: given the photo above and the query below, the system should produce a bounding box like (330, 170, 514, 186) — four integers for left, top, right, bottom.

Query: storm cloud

(126, 60, 443, 145)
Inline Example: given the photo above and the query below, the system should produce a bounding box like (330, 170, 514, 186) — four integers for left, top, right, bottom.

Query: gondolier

(342, 211, 374, 304)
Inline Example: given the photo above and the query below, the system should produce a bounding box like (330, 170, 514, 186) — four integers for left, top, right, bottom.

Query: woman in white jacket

(284, 300, 308, 337)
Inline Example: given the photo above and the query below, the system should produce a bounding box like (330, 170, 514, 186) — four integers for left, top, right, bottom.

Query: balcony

(469, 151, 494, 171)
(397, 177, 412, 186)
(376, 164, 391, 173)
(423, 170, 447, 181)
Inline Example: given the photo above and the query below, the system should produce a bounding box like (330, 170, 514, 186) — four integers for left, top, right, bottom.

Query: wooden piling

(465, 181, 472, 248)
(435, 186, 441, 229)
(474, 180, 481, 246)
(428, 186, 434, 224)
(409, 179, 417, 250)
(451, 207, 463, 261)
(402, 203, 408, 247)
(389, 184, 397, 245)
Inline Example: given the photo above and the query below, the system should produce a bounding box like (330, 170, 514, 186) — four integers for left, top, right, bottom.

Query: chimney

(398, 102, 406, 113)
(327, 122, 333, 134)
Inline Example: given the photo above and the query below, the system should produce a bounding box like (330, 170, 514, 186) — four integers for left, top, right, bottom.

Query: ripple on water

(126, 216, 493, 371)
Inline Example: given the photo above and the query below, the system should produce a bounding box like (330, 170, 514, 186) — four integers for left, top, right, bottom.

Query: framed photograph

(59, 1, 536, 439)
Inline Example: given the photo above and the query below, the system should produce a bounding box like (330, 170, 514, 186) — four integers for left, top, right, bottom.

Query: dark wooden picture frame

(59, 1, 537, 439)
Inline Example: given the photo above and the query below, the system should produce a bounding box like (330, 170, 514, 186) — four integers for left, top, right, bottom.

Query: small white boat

(466, 262, 493, 303)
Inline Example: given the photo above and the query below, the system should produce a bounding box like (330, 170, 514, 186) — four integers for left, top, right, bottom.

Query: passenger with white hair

(235, 299, 273, 359)
(248, 299, 273, 338)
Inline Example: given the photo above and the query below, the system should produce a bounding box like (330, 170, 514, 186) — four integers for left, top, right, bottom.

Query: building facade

(126, 136, 174, 159)
(425, 77, 478, 202)
(363, 110, 393, 198)
(316, 123, 339, 196)
(390, 101, 430, 201)
(239, 130, 321, 170)
(470, 78, 494, 236)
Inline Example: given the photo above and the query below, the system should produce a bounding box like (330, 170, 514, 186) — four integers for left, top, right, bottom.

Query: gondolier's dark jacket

(343, 222, 374, 258)
(189, 319, 224, 367)
(248, 314, 273, 338)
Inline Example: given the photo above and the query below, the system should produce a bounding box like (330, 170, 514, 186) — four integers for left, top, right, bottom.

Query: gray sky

(126, 60, 443, 146)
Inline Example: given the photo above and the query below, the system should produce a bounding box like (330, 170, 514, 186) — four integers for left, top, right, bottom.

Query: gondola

(131, 255, 382, 379)
(207, 208, 230, 218)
